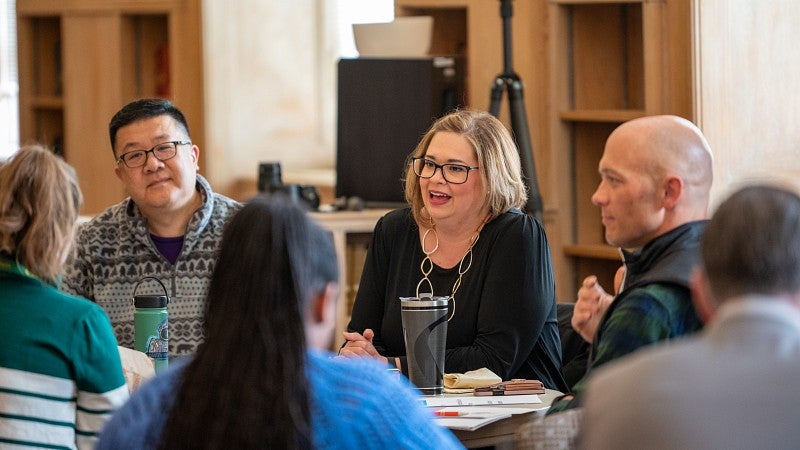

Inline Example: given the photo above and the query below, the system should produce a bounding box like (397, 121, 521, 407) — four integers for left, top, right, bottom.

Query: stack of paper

(423, 393, 544, 431)
(419, 394, 542, 407)
(433, 406, 539, 431)
(434, 407, 512, 431)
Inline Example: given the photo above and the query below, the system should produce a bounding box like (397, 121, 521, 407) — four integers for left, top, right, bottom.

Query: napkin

(118, 346, 155, 393)
(443, 367, 502, 394)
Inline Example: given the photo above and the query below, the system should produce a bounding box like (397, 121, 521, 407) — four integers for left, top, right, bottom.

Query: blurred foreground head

(0, 145, 82, 283)
(700, 184, 800, 302)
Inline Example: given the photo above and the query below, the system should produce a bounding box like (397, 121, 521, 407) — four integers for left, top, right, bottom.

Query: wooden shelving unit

(18, 17, 62, 155)
(546, 0, 694, 296)
(17, 0, 204, 215)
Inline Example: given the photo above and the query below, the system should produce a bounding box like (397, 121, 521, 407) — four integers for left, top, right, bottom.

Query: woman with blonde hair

(0, 145, 128, 449)
(341, 110, 566, 391)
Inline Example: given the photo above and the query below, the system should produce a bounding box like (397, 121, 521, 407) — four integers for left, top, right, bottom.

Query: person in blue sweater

(97, 194, 462, 449)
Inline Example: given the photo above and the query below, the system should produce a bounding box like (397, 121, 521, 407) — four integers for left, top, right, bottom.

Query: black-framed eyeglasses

(411, 157, 479, 184)
(116, 140, 191, 168)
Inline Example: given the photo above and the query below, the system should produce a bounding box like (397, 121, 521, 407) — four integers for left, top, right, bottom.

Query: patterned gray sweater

(62, 175, 241, 356)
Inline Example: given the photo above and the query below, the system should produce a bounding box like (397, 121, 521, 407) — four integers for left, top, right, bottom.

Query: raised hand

(571, 274, 616, 343)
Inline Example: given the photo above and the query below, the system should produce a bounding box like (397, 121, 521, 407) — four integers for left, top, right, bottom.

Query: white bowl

(353, 16, 433, 58)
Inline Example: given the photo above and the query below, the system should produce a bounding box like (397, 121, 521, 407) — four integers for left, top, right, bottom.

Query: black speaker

(336, 57, 465, 208)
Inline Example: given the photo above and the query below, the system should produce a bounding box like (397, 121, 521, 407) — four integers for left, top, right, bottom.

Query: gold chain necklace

(417, 215, 490, 321)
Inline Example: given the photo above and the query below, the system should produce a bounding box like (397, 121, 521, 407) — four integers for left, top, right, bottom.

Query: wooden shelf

(559, 109, 646, 123)
(395, 0, 470, 7)
(563, 244, 621, 261)
(30, 96, 64, 109)
(550, 0, 643, 4)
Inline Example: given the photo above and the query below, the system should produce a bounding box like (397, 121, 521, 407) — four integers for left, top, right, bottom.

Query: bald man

(548, 115, 713, 413)
(581, 185, 800, 449)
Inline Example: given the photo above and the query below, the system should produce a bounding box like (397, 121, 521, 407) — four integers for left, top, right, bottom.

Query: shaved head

(594, 115, 714, 248)
(610, 115, 713, 209)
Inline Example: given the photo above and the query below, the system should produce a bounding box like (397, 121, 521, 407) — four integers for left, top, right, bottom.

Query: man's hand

(571, 275, 615, 343)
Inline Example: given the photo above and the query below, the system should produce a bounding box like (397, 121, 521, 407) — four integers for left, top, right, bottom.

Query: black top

(348, 208, 567, 391)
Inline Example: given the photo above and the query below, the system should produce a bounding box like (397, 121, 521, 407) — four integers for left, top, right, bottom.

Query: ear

(690, 266, 717, 324)
(310, 282, 338, 325)
(305, 283, 339, 350)
(662, 176, 683, 209)
(114, 165, 123, 181)
(191, 145, 200, 170)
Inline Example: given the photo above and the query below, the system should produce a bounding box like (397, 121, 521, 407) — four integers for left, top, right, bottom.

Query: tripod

(488, 0, 544, 222)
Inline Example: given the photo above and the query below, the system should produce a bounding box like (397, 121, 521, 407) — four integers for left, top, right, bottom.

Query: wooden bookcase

(547, 0, 693, 297)
(18, 17, 63, 155)
(17, 0, 204, 215)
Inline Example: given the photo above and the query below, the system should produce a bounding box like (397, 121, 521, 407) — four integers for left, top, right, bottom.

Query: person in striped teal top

(0, 145, 129, 449)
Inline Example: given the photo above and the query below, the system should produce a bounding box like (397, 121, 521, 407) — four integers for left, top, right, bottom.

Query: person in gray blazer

(580, 183, 800, 449)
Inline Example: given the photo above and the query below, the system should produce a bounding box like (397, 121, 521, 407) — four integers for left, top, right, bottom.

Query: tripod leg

(487, 0, 543, 221)
(507, 79, 544, 221)
(489, 78, 505, 117)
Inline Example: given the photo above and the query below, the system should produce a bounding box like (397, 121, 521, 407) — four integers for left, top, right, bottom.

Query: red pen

(434, 410, 465, 417)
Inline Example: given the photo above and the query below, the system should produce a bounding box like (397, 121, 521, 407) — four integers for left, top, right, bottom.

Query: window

(0, 0, 17, 160)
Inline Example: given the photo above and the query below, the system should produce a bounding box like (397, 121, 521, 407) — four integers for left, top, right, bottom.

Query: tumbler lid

(134, 295, 169, 309)
(400, 296, 449, 308)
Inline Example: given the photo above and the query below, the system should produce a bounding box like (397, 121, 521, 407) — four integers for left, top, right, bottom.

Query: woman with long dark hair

(97, 195, 461, 449)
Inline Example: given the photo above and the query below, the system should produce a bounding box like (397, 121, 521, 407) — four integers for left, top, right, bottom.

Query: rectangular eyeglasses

(116, 140, 191, 168)
(411, 157, 479, 184)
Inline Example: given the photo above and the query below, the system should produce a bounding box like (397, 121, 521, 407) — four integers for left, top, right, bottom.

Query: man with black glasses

(63, 98, 241, 356)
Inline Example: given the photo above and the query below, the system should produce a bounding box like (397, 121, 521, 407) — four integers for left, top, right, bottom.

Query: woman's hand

(338, 328, 390, 365)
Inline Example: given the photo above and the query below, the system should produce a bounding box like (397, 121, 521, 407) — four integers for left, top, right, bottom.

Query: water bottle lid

(134, 295, 169, 308)
(132, 277, 169, 308)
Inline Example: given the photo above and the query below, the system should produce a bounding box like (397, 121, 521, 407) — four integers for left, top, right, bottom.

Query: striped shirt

(1, 263, 128, 449)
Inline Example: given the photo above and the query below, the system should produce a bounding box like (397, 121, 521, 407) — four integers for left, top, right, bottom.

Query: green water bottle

(133, 277, 170, 374)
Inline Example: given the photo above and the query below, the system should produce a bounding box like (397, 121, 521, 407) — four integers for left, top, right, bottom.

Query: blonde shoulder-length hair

(403, 109, 527, 225)
(0, 145, 82, 283)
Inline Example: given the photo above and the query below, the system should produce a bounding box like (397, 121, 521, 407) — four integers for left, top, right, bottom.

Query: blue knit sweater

(97, 350, 463, 449)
